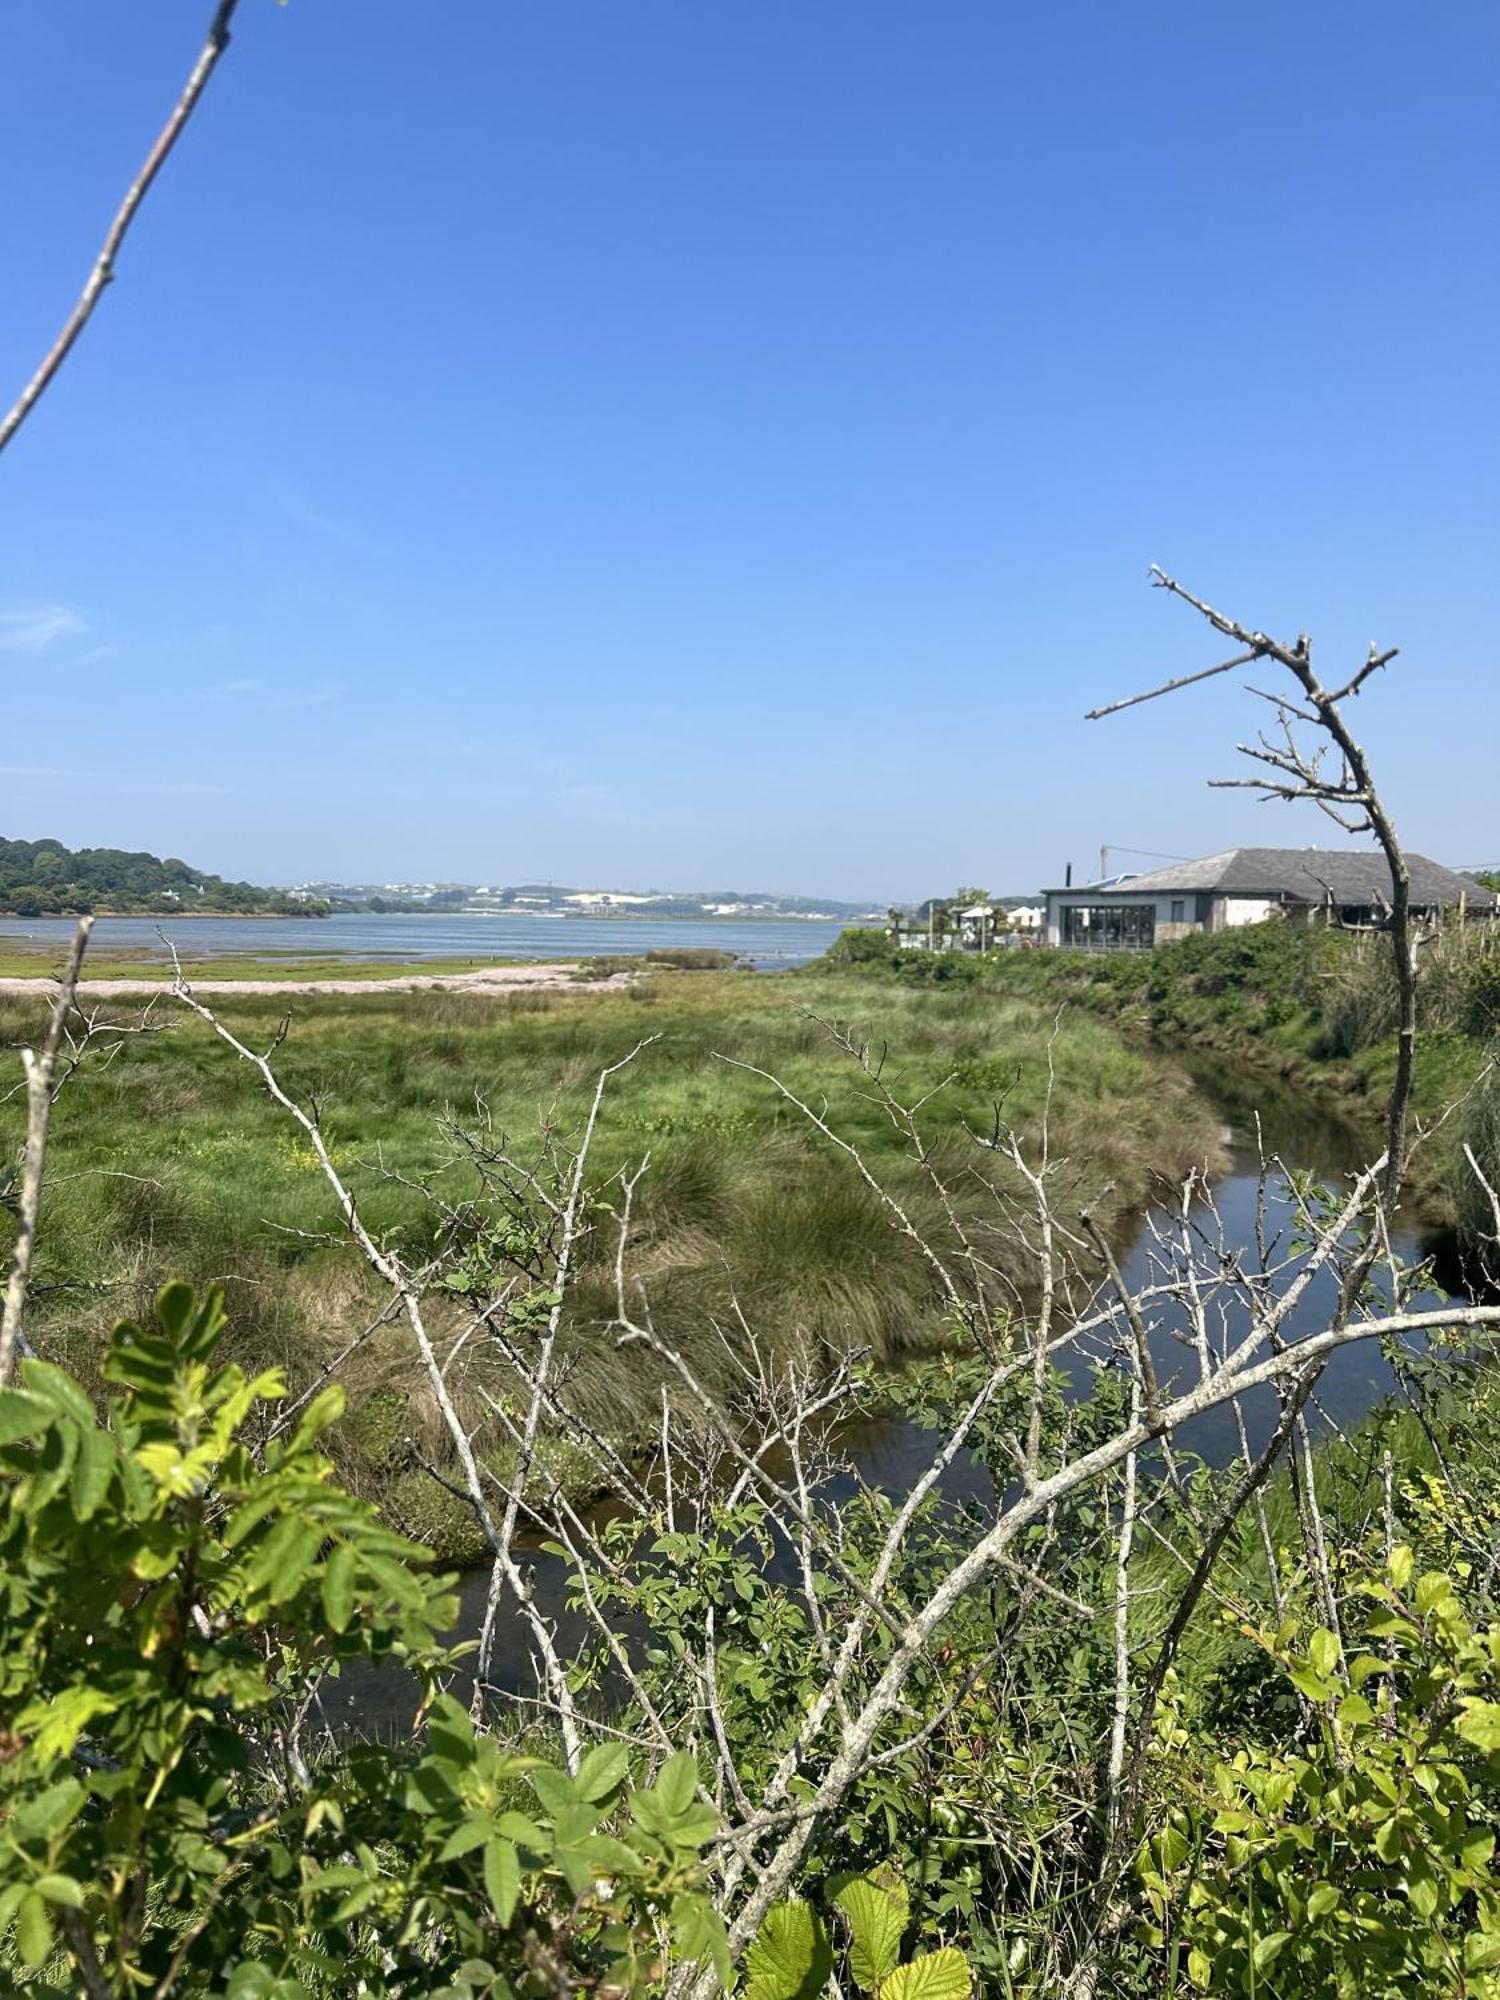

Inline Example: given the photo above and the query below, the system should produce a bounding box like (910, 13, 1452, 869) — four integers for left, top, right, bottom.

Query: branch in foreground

(0, 0, 242, 459)
(1, 918, 93, 1384)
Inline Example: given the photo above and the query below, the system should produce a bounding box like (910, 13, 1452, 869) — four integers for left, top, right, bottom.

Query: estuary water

(0, 912, 848, 971)
(340, 1068, 1456, 1727)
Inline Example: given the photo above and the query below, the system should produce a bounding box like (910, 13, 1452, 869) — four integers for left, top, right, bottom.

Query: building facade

(1044, 848, 1493, 950)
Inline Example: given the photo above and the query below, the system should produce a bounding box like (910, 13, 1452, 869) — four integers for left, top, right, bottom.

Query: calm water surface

(0, 912, 847, 970)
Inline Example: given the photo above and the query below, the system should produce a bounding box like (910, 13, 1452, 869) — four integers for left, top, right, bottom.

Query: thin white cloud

(0, 605, 87, 654)
(212, 677, 263, 696)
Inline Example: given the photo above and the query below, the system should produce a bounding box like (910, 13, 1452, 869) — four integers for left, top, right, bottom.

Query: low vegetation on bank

(828, 916, 1500, 1263)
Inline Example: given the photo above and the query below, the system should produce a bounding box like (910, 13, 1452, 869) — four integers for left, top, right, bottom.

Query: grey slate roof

(1051, 848, 1494, 910)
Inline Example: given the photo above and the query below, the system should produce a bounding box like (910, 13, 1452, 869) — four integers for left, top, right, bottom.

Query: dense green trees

(0, 838, 323, 917)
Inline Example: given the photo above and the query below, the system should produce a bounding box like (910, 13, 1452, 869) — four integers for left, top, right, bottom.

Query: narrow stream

(336, 1065, 1456, 1731)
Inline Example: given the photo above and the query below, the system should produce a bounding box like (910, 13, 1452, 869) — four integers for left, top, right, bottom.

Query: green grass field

(2, 968, 1219, 1551)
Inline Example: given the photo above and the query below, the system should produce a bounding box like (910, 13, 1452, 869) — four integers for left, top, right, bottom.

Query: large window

(1060, 903, 1156, 950)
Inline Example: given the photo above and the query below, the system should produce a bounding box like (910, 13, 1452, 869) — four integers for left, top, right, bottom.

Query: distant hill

(0, 838, 325, 918)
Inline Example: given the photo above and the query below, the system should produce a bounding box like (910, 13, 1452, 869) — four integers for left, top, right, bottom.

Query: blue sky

(2, 1, 1496, 899)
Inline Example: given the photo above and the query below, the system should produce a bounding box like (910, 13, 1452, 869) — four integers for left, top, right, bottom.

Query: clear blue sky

(2, 1, 1496, 899)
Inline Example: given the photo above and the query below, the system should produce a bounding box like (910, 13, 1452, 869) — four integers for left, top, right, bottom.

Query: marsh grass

(2, 970, 1219, 1548)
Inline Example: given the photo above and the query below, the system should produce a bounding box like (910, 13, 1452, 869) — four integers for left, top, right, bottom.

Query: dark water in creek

(335, 1063, 1456, 1731)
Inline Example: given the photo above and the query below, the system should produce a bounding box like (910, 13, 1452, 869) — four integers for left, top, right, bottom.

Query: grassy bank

(2, 968, 1218, 1553)
(829, 920, 1500, 1245)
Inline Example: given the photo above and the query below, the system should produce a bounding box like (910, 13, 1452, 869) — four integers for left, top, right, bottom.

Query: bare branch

(1, 917, 92, 1383)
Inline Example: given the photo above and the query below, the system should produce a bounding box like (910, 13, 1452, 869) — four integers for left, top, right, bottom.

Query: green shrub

(1145, 1544, 1500, 1997)
(0, 1286, 726, 1996)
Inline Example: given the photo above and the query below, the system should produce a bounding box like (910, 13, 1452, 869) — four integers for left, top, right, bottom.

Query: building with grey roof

(1043, 848, 1494, 951)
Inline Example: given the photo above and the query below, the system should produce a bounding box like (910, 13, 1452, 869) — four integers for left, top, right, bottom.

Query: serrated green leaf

(574, 1740, 630, 1803)
(879, 1948, 971, 2000)
(438, 1817, 492, 1862)
(834, 1877, 907, 1990)
(530, 1766, 576, 1817)
(745, 1900, 832, 2000)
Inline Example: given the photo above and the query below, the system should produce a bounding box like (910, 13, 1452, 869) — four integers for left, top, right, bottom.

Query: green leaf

(746, 1900, 833, 2000)
(574, 1740, 630, 1803)
(16, 1890, 51, 1970)
(155, 1280, 199, 1338)
(290, 1384, 346, 1448)
(878, 1948, 972, 2000)
(437, 1817, 492, 1862)
(1307, 1629, 1340, 1678)
(0, 1388, 51, 1446)
(1389, 1544, 1413, 1590)
(69, 1424, 116, 1521)
(20, 1359, 97, 1426)
(1466, 1934, 1500, 1973)
(1250, 1932, 1292, 1974)
(1455, 1699, 1500, 1753)
(13, 1777, 84, 1841)
(484, 1838, 520, 1927)
(494, 1810, 547, 1850)
(321, 1544, 357, 1634)
(1408, 1866, 1439, 1919)
(655, 1749, 699, 1816)
(530, 1766, 576, 1818)
(834, 1877, 908, 1991)
(1306, 1883, 1341, 1919)
(34, 1873, 84, 1909)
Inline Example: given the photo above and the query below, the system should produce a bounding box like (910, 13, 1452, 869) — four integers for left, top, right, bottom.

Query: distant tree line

(0, 837, 325, 918)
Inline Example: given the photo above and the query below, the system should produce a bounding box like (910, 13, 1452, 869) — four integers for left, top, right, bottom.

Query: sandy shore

(0, 963, 635, 1000)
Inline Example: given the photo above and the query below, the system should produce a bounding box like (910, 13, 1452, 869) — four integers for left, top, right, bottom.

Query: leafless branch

(1, 2, 243, 458)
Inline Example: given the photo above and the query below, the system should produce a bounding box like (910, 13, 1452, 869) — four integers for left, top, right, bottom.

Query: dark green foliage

(0, 835, 323, 917)
(0, 1287, 726, 1996)
(823, 927, 900, 968)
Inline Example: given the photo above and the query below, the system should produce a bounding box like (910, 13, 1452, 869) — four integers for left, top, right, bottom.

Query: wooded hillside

(0, 837, 323, 917)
